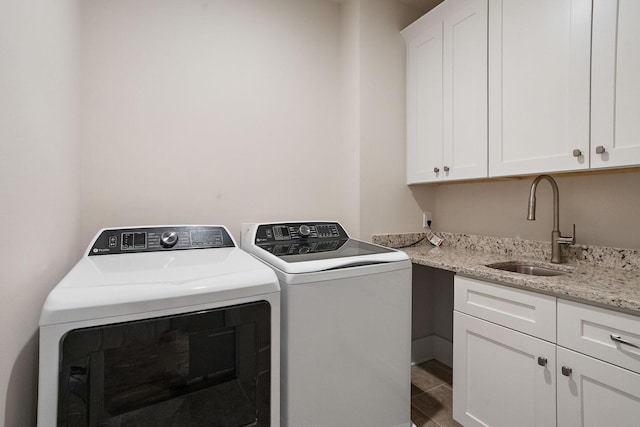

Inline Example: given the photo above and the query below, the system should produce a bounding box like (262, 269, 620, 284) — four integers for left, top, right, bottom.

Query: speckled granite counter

(372, 232, 640, 316)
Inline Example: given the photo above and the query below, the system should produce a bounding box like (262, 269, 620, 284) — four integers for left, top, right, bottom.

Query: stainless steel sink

(485, 261, 566, 276)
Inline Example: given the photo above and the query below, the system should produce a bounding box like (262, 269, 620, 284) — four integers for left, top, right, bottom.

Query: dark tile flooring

(411, 359, 462, 427)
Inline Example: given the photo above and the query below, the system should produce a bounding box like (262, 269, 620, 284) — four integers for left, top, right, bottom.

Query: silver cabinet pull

(596, 146, 606, 154)
(561, 366, 572, 376)
(572, 149, 582, 157)
(433, 167, 440, 173)
(537, 357, 547, 367)
(610, 334, 640, 349)
(443, 166, 450, 172)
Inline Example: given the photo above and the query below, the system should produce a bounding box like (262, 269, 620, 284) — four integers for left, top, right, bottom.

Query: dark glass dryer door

(57, 301, 271, 427)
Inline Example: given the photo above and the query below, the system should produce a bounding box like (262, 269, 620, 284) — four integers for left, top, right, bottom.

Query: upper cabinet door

(403, 0, 487, 184)
(591, 0, 640, 169)
(442, 0, 488, 181)
(488, 0, 592, 177)
(404, 9, 444, 184)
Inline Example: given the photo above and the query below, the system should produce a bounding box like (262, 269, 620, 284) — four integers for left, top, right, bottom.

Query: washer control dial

(160, 230, 178, 248)
(299, 224, 311, 238)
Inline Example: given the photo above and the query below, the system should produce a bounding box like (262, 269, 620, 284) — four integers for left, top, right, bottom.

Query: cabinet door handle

(595, 145, 606, 154)
(610, 334, 640, 349)
(572, 149, 582, 157)
(561, 366, 572, 377)
(537, 357, 547, 366)
(443, 166, 450, 172)
(433, 167, 440, 173)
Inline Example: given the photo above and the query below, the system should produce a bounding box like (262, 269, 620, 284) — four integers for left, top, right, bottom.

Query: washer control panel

(254, 222, 349, 257)
(88, 226, 235, 256)
(254, 222, 347, 244)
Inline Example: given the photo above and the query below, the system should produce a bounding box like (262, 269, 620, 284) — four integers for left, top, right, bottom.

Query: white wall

(344, 0, 436, 241)
(0, 1, 81, 425)
(430, 169, 640, 249)
(340, 0, 362, 237)
(81, 0, 436, 244)
(81, 0, 347, 244)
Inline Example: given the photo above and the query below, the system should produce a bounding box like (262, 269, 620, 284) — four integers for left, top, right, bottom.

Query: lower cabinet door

(453, 311, 556, 427)
(557, 346, 640, 427)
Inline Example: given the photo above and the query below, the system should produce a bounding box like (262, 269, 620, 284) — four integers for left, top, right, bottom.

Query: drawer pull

(610, 334, 640, 349)
(561, 366, 572, 377)
(537, 357, 547, 367)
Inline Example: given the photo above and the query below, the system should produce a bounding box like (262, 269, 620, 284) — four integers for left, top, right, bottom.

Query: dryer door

(57, 301, 271, 426)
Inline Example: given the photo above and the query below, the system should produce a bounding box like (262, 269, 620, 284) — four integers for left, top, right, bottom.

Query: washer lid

(252, 242, 408, 274)
(243, 222, 408, 274)
(40, 246, 279, 326)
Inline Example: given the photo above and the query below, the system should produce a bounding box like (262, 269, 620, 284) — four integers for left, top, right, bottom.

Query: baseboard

(412, 334, 452, 368)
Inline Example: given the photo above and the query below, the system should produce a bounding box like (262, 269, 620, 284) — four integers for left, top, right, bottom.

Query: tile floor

(411, 359, 462, 427)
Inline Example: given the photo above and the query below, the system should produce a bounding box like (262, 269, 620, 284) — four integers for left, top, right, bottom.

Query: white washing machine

(38, 225, 280, 427)
(241, 221, 412, 427)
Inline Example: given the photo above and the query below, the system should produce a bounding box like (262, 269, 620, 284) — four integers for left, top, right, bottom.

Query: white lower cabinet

(556, 299, 640, 426)
(453, 311, 556, 427)
(453, 276, 640, 426)
(557, 347, 640, 427)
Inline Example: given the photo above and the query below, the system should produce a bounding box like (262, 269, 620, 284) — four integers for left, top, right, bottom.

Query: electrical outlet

(422, 211, 432, 229)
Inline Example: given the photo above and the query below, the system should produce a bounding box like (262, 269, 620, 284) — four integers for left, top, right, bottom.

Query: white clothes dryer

(241, 221, 412, 427)
(38, 225, 280, 427)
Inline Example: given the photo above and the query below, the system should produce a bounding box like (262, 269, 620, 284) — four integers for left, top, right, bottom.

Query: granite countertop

(372, 232, 640, 316)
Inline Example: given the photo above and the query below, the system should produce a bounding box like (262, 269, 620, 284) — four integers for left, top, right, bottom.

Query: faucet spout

(527, 175, 574, 263)
(527, 194, 536, 220)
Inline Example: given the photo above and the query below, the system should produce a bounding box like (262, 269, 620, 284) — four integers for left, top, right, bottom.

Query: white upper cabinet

(591, 0, 640, 168)
(403, 7, 443, 184)
(405, 0, 640, 181)
(403, 0, 487, 184)
(488, 0, 592, 177)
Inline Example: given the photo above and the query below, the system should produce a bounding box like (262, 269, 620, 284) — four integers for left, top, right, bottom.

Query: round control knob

(160, 230, 178, 248)
(298, 246, 311, 255)
(298, 224, 311, 238)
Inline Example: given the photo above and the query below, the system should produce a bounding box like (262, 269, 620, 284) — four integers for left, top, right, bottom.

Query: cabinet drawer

(557, 299, 640, 374)
(454, 276, 556, 342)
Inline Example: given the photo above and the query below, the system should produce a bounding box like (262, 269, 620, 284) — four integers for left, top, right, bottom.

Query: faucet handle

(558, 223, 576, 245)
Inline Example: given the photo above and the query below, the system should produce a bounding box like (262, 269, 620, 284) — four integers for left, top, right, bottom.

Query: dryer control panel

(88, 226, 235, 256)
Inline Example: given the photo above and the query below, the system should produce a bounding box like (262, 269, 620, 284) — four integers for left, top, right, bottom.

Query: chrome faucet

(527, 175, 575, 263)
